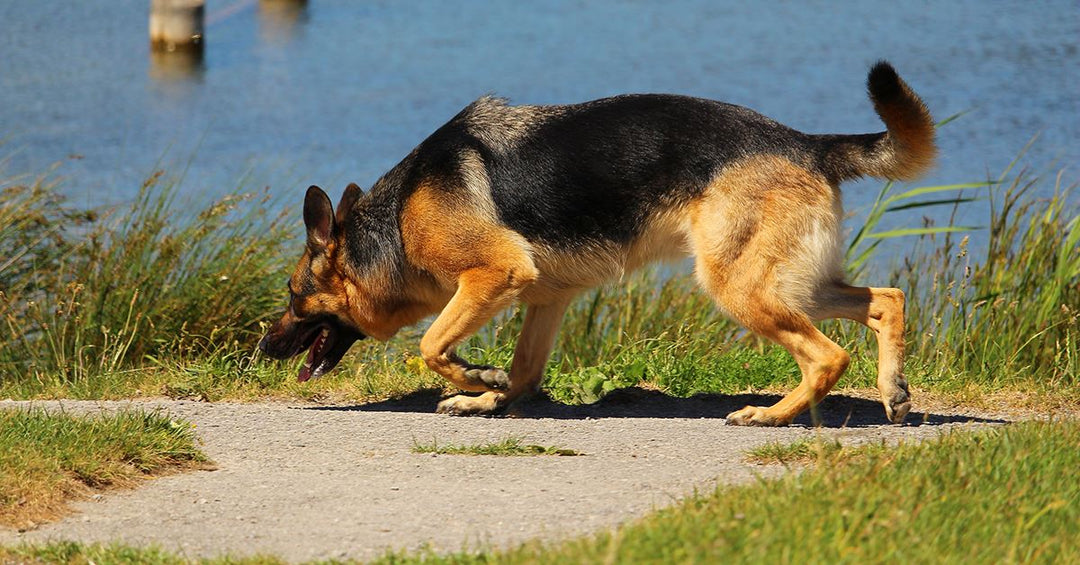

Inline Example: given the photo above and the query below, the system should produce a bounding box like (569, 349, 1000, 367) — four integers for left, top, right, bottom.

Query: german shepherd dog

(259, 61, 935, 426)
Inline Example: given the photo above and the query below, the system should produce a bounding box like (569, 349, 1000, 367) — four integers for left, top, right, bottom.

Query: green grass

(5, 421, 1077, 564)
(411, 436, 581, 457)
(0, 408, 210, 530)
(743, 436, 849, 465)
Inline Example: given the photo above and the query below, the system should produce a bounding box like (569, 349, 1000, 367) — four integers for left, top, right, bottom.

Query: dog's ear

(303, 185, 334, 251)
(335, 183, 362, 227)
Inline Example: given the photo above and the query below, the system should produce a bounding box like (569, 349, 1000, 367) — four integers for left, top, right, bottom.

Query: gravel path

(0, 390, 1009, 562)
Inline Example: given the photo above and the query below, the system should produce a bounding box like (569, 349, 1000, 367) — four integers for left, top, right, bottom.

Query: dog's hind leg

(809, 283, 910, 423)
(436, 295, 571, 415)
(692, 223, 852, 427)
(691, 157, 854, 426)
(718, 291, 851, 427)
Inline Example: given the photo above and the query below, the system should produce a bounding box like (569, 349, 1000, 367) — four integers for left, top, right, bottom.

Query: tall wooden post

(149, 0, 205, 53)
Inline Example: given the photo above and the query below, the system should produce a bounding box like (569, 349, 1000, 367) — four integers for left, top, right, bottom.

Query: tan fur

(289, 229, 443, 342)
(809, 283, 909, 422)
(520, 208, 693, 305)
(689, 156, 845, 313)
(679, 155, 871, 425)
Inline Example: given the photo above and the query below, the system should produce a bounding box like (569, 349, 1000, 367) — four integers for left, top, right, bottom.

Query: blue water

(1, 1, 1077, 235)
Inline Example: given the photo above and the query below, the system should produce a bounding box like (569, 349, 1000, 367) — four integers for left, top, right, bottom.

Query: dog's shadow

(303, 387, 1008, 428)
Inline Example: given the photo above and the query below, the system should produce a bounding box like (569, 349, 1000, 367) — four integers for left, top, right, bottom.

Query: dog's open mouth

(297, 322, 364, 382)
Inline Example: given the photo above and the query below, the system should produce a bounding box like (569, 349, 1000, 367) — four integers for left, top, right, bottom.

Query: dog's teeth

(321, 328, 329, 338)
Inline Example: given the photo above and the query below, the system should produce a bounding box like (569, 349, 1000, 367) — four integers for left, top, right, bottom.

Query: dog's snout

(258, 333, 271, 355)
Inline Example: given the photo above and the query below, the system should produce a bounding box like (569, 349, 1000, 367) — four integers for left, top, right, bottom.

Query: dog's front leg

(437, 296, 574, 415)
(419, 264, 539, 415)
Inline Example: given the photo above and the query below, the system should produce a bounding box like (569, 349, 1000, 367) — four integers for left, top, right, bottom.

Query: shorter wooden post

(259, 0, 309, 44)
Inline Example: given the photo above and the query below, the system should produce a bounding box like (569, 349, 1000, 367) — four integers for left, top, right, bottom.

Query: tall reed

(0, 168, 296, 389)
(892, 170, 1079, 389)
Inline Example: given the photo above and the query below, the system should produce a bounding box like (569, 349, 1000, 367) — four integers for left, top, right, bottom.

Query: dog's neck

(338, 187, 406, 287)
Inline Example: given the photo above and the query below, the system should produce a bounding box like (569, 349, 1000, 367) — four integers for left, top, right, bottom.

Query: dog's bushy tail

(817, 61, 937, 182)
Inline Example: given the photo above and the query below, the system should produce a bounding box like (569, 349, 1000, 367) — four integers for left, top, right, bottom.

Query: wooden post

(258, 0, 308, 44)
(149, 0, 205, 53)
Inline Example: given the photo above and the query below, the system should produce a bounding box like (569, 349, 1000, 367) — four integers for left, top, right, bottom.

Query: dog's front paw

(463, 366, 510, 391)
(726, 405, 789, 427)
(436, 392, 504, 416)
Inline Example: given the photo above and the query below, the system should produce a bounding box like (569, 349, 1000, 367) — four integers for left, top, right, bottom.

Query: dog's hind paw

(880, 379, 911, 424)
(883, 390, 911, 424)
(436, 392, 505, 416)
(725, 406, 789, 427)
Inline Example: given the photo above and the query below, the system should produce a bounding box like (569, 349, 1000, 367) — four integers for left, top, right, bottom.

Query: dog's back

(405, 62, 933, 253)
(434, 94, 814, 247)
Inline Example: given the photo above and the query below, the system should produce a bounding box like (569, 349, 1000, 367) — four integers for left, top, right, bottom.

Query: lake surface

(2, 1, 1077, 239)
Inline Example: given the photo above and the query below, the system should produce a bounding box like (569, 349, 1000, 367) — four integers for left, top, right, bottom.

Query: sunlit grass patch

(0, 408, 210, 530)
(411, 436, 581, 457)
(743, 436, 850, 465)
(0, 170, 295, 394)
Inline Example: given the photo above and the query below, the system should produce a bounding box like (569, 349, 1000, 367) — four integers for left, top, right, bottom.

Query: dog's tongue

(297, 331, 324, 383)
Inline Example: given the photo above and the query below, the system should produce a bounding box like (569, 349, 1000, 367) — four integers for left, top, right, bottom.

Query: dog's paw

(463, 366, 510, 391)
(879, 376, 911, 424)
(725, 406, 788, 427)
(436, 392, 504, 416)
(882, 388, 911, 424)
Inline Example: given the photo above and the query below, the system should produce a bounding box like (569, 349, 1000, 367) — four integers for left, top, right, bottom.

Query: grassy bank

(0, 407, 209, 530)
(2, 420, 1076, 564)
(0, 160, 1076, 406)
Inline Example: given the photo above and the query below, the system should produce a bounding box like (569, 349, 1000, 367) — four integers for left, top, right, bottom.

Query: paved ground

(0, 390, 1010, 562)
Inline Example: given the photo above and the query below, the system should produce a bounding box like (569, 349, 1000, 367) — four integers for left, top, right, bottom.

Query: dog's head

(258, 184, 368, 382)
